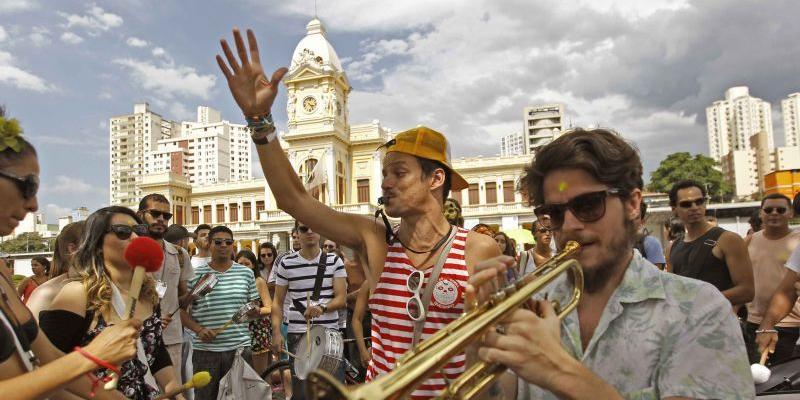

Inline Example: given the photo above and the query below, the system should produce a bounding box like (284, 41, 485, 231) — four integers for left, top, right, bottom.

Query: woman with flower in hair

(0, 108, 139, 399)
(40, 206, 182, 399)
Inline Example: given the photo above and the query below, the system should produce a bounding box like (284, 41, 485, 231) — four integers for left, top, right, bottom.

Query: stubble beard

(581, 216, 637, 294)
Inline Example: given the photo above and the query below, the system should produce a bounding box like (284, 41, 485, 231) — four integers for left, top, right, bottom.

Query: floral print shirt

(519, 251, 753, 399)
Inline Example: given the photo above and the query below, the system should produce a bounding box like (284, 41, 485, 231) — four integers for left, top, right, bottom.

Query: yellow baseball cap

(383, 126, 468, 191)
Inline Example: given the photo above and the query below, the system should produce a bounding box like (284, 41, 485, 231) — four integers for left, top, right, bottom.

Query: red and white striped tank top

(366, 227, 469, 399)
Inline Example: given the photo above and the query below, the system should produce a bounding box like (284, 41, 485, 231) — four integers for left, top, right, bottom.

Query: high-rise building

(109, 103, 177, 207)
(782, 93, 800, 147)
(523, 104, 564, 153)
(146, 106, 252, 185)
(500, 132, 525, 156)
(706, 86, 774, 162)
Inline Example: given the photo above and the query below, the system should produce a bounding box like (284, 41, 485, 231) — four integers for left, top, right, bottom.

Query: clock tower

(283, 18, 352, 205)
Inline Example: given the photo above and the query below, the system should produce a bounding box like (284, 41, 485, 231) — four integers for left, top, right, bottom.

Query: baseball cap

(165, 224, 196, 244)
(382, 126, 468, 191)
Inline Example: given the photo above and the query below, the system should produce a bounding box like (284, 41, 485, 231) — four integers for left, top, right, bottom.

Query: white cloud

(126, 37, 148, 47)
(60, 31, 83, 44)
(29, 26, 50, 47)
(346, 39, 409, 82)
(43, 204, 72, 221)
(152, 47, 166, 57)
(47, 176, 103, 195)
(60, 4, 122, 35)
(0, 0, 37, 13)
(168, 102, 193, 121)
(0, 50, 54, 92)
(113, 58, 216, 99)
(0, 25, 7, 42)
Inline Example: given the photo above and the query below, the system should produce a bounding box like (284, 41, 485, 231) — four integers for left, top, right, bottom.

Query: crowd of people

(6, 26, 800, 400)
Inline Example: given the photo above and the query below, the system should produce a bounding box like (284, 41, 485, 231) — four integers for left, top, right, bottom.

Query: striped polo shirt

(366, 227, 469, 399)
(274, 250, 347, 333)
(189, 262, 258, 351)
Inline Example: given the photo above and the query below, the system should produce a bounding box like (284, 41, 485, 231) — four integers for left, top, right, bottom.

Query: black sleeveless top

(670, 226, 733, 292)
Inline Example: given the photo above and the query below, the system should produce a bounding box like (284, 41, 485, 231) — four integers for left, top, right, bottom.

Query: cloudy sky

(1, 0, 799, 222)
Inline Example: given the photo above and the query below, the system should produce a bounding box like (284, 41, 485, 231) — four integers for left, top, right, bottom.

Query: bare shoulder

(464, 231, 502, 272)
(50, 280, 88, 316)
(718, 230, 747, 249)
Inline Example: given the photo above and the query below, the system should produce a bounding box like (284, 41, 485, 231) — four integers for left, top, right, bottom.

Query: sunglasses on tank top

(406, 269, 425, 322)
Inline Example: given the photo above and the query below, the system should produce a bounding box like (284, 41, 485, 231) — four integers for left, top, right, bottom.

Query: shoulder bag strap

(411, 227, 458, 347)
(312, 251, 328, 302)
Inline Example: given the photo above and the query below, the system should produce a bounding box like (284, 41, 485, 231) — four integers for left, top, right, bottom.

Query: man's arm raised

(216, 28, 383, 250)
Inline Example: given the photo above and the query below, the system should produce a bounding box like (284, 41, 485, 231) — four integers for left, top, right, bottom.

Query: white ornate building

(133, 18, 533, 251)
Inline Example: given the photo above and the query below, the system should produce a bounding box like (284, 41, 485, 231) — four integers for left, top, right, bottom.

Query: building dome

(289, 18, 344, 74)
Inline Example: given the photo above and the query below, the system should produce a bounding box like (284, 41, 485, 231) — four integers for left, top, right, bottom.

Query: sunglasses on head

(145, 209, 173, 221)
(213, 239, 235, 246)
(533, 188, 623, 231)
(677, 197, 707, 209)
(0, 170, 39, 200)
(298, 226, 312, 234)
(108, 224, 149, 240)
(763, 206, 788, 215)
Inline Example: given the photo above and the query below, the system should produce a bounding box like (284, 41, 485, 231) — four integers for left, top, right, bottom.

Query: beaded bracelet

(755, 329, 779, 334)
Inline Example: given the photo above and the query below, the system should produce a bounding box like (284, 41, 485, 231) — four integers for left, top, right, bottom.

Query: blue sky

(1, 0, 799, 222)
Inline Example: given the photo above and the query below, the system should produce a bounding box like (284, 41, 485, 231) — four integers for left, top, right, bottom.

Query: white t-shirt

(785, 245, 800, 273)
(191, 256, 211, 269)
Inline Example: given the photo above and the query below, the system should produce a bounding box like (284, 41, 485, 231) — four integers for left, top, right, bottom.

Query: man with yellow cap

(215, 29, 500, 399)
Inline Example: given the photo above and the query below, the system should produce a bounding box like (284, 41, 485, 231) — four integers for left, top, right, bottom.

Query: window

(485, 182, 497, 204)
(191, 206, 200, 224)
(503, 180, 515, 203)
(357, 179, 370, 203)
(337, 161, 345, 205)
(256, 200, 265, 217)
(203, 205, 211, 223)
(469, 183, 479, 205)
(216, 204, 224, 222)
(175, 205, 184, 225)
(243, 202, 252, 221)
(229, 203, 238, 222)
(452, 189, 462, 205)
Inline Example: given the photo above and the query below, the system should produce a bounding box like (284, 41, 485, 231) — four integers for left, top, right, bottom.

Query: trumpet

(306, 241, 583, 400)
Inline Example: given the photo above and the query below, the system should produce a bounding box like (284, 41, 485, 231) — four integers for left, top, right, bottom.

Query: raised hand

(216, 28, 288, 118)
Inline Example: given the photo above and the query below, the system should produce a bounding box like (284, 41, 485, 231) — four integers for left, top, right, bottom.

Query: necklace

(398, 225, 454, 254)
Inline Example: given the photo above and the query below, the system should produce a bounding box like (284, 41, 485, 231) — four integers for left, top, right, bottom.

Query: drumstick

(306, 293, 311, 357)
(760, 348, 770, 365)
(215, 319, 234, 334)
(281, 348, 299, 359)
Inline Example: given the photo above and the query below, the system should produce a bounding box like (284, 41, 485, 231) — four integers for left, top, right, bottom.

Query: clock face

(303, 96, 317, 113)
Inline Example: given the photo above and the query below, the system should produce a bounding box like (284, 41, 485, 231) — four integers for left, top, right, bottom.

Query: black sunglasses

(145, 209, 173, 221)
(108, 224, 149, 240)
(533, 188, 623, 230)
(763, 206, 788, 215)
(535, 228, 550, 234)
(213, 239, 235, 246)
(260, 252, 274, 258)
(677, 197, 707, 209)
(298, 226, 312, 234)
(0, 170, 39, 200)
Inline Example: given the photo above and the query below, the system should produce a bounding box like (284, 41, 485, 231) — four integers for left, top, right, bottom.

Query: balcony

(259, 203, 379, 222)
(462, 202, 530, 217)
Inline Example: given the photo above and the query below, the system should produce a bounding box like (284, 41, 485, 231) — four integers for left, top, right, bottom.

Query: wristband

(74, 346, 121, 375)
(755, 329, 779, 334)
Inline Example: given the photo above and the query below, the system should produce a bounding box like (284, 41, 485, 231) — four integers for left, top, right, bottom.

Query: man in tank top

(214, 30, 500, 399)
(666, 179, 753, 308)
(743, 193, 800, 365)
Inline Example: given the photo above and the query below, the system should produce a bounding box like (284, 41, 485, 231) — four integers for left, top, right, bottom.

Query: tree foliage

(0, 232, 52, 254)
(647, 152, 732, 200)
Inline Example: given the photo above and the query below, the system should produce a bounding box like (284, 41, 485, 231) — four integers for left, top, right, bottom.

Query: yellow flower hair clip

(0, 116, 24, 153)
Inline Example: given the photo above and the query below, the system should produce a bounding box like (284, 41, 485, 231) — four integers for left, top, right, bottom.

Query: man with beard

(215, 28, 499, 398)
(138, 193, 194, 384)
(468, 128, 752, 399)
(667, 180, 754, 308)
(183, 226, 259, 400)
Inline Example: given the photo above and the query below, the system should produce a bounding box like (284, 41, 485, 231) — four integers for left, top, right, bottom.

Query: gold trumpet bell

(306, 241, 583, 400)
